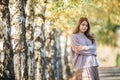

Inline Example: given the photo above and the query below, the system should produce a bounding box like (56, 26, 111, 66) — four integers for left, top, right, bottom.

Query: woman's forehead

(81, 21, 88, 24)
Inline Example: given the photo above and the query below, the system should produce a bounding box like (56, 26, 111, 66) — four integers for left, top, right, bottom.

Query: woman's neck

(78, 31, 84, 35)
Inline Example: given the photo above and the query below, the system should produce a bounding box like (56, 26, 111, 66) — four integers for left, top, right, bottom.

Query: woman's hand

(72, 45, 82, 53)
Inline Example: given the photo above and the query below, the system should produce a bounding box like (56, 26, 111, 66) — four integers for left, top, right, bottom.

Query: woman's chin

(81, 31, 86, 33)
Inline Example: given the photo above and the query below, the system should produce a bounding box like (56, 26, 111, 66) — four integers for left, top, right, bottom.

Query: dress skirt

(74, 66, 100, 80)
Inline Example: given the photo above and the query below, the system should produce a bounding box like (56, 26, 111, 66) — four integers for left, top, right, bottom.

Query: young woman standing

(70, 17, 100, 80)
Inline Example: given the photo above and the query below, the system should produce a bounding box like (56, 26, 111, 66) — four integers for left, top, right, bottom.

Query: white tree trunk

(25, 0, 35, 80)
(0, 0, 15, 79)
(9, 0, 28, 79)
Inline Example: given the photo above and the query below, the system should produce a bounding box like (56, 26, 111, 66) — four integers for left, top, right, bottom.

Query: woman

(70, 17, 99, 80)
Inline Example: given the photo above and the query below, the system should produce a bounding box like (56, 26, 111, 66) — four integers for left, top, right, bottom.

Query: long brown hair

(73, 17, 95, 43)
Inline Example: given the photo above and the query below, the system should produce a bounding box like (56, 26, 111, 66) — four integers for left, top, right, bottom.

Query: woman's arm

(78, 48, 96, 56)
(81, 43, 96, 51)
(71, 34, 81, 53)
(71, 34, 96, 55)
(71, 45, 96, 56)
(74, 43, 96, 55)
(76, 42, 96, 51)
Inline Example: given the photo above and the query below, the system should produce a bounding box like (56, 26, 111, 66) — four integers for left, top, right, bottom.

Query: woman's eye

(82, 24, 87, 27)
(82, 24, 85, 26)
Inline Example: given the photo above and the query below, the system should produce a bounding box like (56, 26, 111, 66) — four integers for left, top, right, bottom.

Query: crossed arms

(71, 34, 96, 56)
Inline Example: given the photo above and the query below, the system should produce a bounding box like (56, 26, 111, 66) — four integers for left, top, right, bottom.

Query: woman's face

(79, 21, 88, 33)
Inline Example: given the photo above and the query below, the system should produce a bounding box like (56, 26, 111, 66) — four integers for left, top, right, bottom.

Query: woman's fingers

(74, 46, 82, 53)
(72, 45, 82, 53)
(76, 46, 82, 51)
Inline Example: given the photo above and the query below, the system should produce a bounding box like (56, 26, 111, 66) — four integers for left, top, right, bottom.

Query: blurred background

(0, 0, 120, 80)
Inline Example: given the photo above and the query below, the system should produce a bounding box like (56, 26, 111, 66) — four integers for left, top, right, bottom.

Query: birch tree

(39, 0, 47, 79)
(52, 29, 63, 80)
(0, 0, 15, 79)
(9, 0, 28, 79)
(26, 0, 35, 80)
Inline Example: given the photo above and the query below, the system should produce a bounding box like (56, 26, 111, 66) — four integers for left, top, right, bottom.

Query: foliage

(46, 0, 120, 46)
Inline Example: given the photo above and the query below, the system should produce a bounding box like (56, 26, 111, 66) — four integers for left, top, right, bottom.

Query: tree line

(0, 0, 120, 80)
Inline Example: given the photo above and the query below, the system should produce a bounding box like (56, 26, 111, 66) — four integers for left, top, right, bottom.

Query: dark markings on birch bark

(0, 0, 15, 79)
